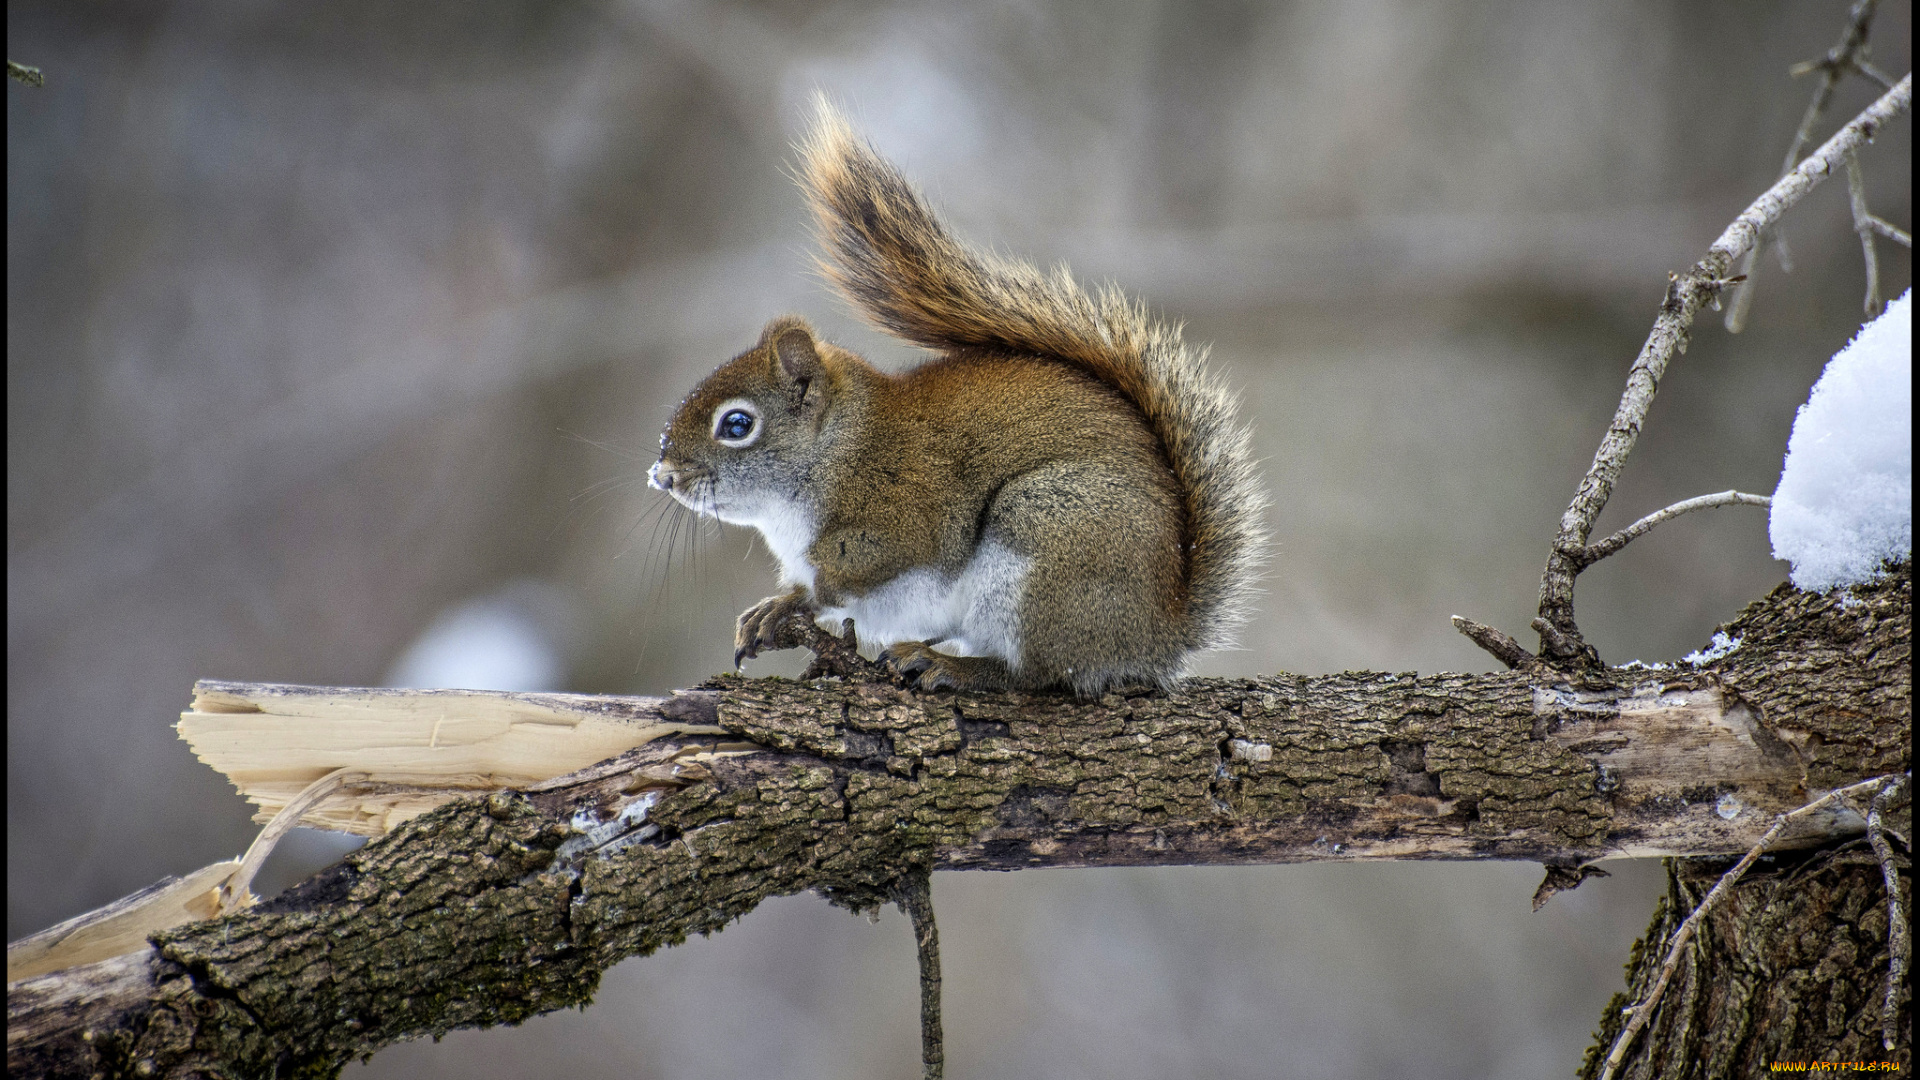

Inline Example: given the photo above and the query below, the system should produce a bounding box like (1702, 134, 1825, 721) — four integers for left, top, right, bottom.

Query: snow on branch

(1770, 290, 1913, 591)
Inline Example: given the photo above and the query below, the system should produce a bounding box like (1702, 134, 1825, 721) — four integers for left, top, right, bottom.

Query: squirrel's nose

(647, 460, 673, 492)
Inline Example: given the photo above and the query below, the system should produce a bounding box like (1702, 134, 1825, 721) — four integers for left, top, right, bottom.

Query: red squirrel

(649, 102, 1265, 696)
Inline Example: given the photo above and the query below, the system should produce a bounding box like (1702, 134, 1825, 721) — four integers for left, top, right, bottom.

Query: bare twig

(1529, 617, 1592, 666)
(1848, 59, 1899, 91)
(1864, 215, 1912, 246)
(750, 600, 890, 683)
(1792, 51, 1898, 91)
(1532, 862, 1611, 911)
(1726, 0, 1882, 332)
(1536, 72, 1912, 665)
(1847, 153, 1891, 316)
(1863, 773, 1912, 1051)
(1596, 775, 1898, 1080)
(1784, 0, 1884, 158)
(892, 868, 945, 1080)
(797, 616, 887, 682)
(1563, 491, 1772, 570)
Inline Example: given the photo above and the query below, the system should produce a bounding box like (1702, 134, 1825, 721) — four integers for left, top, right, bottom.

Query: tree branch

(1725, 0, 1883, 332)
(1845, 151, 1906, 317)
(1561, 490, 1772, 571)
(1533, 73, 1911, 663)
(1449, 615, 1540, 671)
(1864, 214, 1912, 246)
(6, 60, 44, 87)
(1864, 773, 1912, 1052)
(7, 563, 1908, 1079)
(892, 868, 944, 1080)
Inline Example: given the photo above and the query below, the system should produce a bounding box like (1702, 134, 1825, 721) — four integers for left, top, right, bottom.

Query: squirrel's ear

(772, 325, 824, 387)
(773, 326, 831, 425)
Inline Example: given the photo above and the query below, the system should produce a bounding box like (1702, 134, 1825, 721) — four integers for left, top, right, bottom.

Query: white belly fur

(818, 541, 1031, 662)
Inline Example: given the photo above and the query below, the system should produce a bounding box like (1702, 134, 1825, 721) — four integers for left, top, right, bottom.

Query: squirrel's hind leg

(880, 642, 1015, 692)
(989, 460, 1190, 696)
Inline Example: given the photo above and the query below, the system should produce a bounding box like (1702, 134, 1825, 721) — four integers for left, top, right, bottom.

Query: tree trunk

(1581, 848, 1911, 1077)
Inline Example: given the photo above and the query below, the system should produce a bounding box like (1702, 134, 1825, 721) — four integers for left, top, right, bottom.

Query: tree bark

(1578, 567, 1913, 1077)
(1580, 847, 1911, 1077)
(7, 565, 1908, 1079)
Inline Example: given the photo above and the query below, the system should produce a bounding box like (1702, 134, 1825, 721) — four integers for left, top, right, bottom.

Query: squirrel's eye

(716, 410, 755, 441)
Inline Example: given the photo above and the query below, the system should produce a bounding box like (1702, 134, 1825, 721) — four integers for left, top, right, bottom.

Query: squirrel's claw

(734, 587, 814, 667)
(733, 612, 763, 667)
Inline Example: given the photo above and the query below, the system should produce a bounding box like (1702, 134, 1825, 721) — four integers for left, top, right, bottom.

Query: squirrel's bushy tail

(796, 100, 1267, 651)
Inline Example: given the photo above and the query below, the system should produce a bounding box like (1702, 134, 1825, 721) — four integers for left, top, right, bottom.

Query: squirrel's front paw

(879, 642, 1012, 692)
(735, 588, 814, 667)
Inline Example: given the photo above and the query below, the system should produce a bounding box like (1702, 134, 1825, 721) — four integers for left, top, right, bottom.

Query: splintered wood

(5, 861, 239, 983)
(176, 680, 726, 835)
(7, 683, 724, 984)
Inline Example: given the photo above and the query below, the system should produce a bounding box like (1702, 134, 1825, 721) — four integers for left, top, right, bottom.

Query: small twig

(1864, 215, 1912, 246)
(1532, 861, 1611, 911)
(1450, 615, 1540, 670)
(7, 60, 44, 87)
(1668, 926, 1705, 1063)
(1846, 154, 1886, 315)
(754, 600, 887, 682)
(1564, 491, 1772, 570)
(892, 868, 945, 1080)
(1795, 54, 1899, 92)
(1597, 774, 1896, 1080)
(1726, 0, 1882, 332)
(1862, 773, 1911, 1051)
(1850, 58, 1898, 90)
(1536, 72, 1911, 665)
(794, 615, 887, 682)
(1530, 617, 1594, 665)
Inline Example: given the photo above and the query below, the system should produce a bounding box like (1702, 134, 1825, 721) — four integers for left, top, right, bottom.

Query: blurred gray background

(7, 1, 1910, 1077)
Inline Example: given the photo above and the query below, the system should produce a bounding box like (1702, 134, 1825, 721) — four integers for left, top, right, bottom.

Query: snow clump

(1769, 290, 1912, 591)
